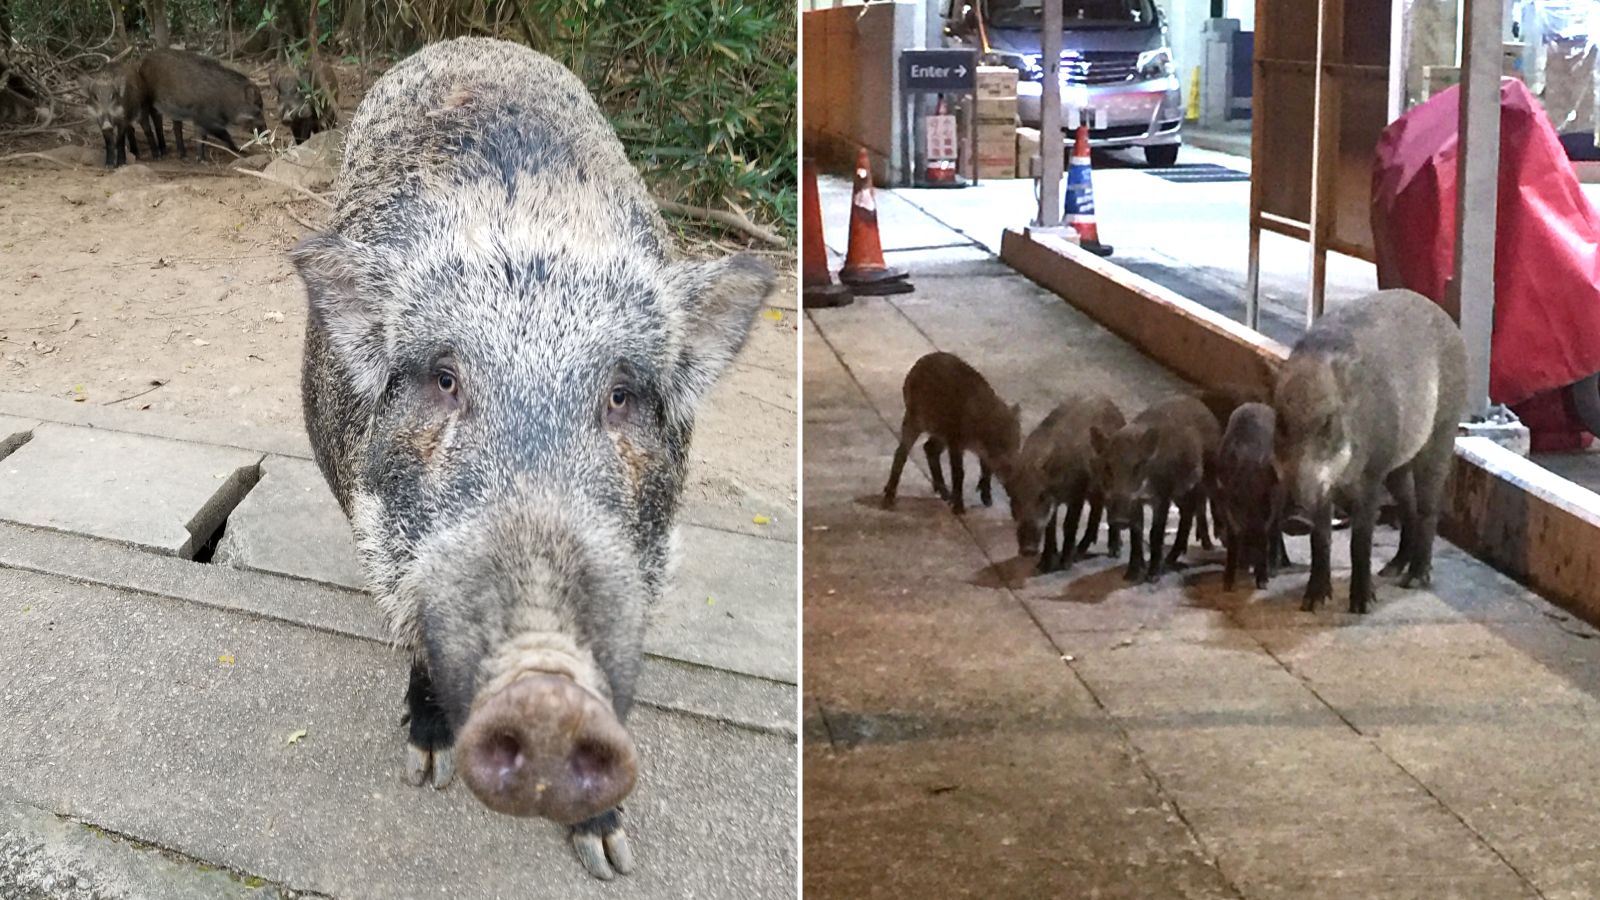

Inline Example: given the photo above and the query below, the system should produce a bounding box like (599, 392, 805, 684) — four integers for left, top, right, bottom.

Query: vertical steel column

(1453, 0, 1502, 416)
(1036, 0, 1064, 227)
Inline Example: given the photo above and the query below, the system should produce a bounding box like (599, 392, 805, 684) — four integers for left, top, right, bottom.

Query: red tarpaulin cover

(1371, 77, 1600, 450)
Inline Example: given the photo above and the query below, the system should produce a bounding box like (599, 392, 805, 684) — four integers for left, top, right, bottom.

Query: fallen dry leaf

(762, 309, 783, 322)
(752, 515, 771, 525)
(286, 729, 308, 745)
(218, 654, 235, 666)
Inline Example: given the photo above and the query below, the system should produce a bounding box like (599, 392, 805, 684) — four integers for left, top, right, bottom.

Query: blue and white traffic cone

(1064, 122, 1112, 257)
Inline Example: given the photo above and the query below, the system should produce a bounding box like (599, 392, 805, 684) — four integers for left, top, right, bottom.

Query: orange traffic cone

(838, 148, 913, 295)
(1064, 123, 1112, 257)
(802, 158, 853, 309)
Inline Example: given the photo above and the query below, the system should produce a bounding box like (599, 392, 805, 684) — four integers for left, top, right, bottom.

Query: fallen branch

(0, 151, 74, 167)
(283, 207, 322, 231)
(654, 198, 786, 247)
(103, 379, 167, 406)
(234, 167, 335, 208)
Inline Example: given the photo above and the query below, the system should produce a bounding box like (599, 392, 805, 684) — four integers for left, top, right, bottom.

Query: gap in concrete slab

(190, 517, 229, 564)
(181, 462, 262, 562)
(0, 427, 33, 462)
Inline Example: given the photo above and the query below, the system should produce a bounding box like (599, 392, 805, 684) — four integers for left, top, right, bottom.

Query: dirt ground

(0, 115, 797, 512)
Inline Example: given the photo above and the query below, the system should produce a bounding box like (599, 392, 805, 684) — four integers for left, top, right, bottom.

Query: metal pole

(1453, 0, 1502, 416)
(1036, 0, 1063, 226)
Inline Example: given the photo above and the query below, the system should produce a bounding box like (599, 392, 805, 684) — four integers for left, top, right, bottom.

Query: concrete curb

(999, 226, 1600, 631)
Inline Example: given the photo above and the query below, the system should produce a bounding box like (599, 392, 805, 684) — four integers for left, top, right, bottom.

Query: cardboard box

(976, 65, 1018, 100)
(977, 153, 1016, 179)
(1017, 128, 1043, 173)
(976, 95, 1018, 123)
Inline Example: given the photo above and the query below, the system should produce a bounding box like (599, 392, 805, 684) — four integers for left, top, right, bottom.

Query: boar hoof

(1379, 556, 1407, 578)
(879, 493, 896, 510)
(1301, 583, 1330, 612)
(571, 808, 634, 880)
(404, 744, 456, 789)
(1399, 567, 1432, 590)
(1123, 562, 1144, 583)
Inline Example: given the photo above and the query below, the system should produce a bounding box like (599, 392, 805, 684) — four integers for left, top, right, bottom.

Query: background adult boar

(292, 37, 773, 880)
(136, 48, 266, 160)
(1274, 288, 1466, 614)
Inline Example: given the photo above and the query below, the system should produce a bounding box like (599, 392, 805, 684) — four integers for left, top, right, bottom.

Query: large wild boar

(1274, 288, 1466, 613)
(292, 38, 773, 879)
(136, 48, 266, 160)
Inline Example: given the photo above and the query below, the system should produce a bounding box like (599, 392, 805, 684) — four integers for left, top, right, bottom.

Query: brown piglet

(882, 352, 1021, 515)
(1009, 394, 1125, 570)
(1090, 394, 1221, 583)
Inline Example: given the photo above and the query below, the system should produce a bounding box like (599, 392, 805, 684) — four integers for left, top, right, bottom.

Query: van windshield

(986, 0, 1158, 28)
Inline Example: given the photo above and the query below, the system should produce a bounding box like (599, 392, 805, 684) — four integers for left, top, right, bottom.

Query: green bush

(522, 0, 795, 240)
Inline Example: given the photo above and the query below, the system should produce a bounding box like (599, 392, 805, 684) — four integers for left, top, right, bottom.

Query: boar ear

(291, 231, 392, 401)
(663, 253, 775, 406)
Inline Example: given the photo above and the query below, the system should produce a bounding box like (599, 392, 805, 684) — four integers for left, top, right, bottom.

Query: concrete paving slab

(652, 524, 795, 683)
(0, 423, 262, 558)
(1253, 621, 1600, 731)
(0, 521, 791, 736)
(0, 391, 314, 461)
(0, 566, 796, 899)
(0, 416, 36, 461)
(1376, 721, 1600, 899)
(1127, 724, 1539, 898)
(804, 732, 1237, 899)
(0, 798, 291, 899)
(213, 455, 363, 590)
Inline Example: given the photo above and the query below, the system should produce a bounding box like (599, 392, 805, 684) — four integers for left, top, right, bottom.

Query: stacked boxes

(973, 65, 1018, 179)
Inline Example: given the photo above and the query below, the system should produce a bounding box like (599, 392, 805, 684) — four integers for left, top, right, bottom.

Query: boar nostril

(484, 731, 525, 784)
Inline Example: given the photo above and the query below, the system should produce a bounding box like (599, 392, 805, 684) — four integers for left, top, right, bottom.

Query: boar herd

(78, 46, 338, 168)
(884, 288, 1467, 615)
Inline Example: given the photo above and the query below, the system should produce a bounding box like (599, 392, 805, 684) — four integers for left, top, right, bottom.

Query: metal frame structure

(1244, 0, 1500, 415)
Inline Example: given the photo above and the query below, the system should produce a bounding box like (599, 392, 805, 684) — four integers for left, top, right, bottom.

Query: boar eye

(609, 386, 629, 410)
(433, 359, 462, 408)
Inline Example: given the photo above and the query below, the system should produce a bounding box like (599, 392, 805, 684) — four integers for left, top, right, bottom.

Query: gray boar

(136, 49, 266, 161)
(1273, 288, 1466, 613)
(80, 63, 143, 167)
(292, 38, 773, 880)
(881, 351, 1021, 515)
(1090, 395, 1220, 583)
(272, 59, 338, 144)
(1009, 394, 1124, 570)
(1211, 402, 1290, 591)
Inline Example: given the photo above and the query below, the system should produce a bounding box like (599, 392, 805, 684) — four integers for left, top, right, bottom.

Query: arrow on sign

(954, 65, 968, 77)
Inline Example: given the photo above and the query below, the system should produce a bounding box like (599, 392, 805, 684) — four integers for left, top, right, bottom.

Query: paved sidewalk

(803, 238, 1600, 897)
(0, 312, 797, 897)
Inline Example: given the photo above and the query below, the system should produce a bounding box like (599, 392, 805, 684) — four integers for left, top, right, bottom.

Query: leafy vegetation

(0, 0, 796, 240)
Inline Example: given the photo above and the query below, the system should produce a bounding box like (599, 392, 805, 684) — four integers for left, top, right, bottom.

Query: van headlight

(981, 50, 1044, 82)
(1137, 48, 1173, 79)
